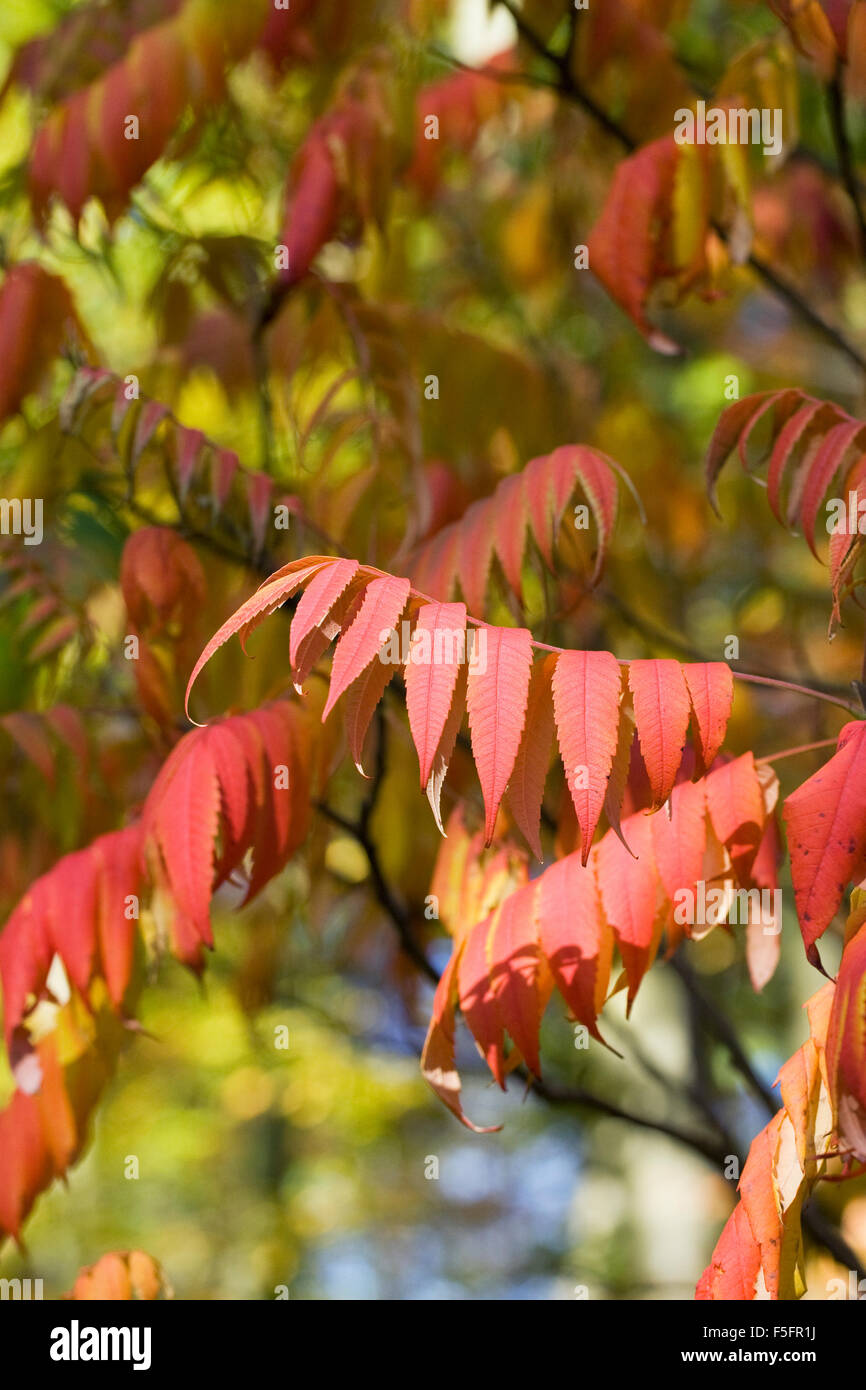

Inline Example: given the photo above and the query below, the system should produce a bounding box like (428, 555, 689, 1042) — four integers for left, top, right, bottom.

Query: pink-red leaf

(344, 658, 397, 775)
(405, 602, 467, 789)
(323, 574, 410, 720)
(705, 752, 767, 883)
(426, 665, 467, 835)
(552, 650, 622, 864)
(596, 813, 661, 1010)
(536, 852, 612, 1040)
(784, 722, 866, 968)
(488, 885, 551, 1078)
(466, 626, 534, 844)
(628, 659, 691, 808)
(420, 951, 500, 1133)
(682, 662, 733, 771)
(505, 655, 556, 859)
(458, 910, 507, 1088)
(289, 559, 360, 670)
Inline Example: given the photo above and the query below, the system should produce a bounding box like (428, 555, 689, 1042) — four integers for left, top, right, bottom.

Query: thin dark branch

(427, 45, 558, 92)
(527, 1073, 728, 1165)
(564, 0, 581, 70)
(803, 1199, 866, 1276)
(598, 590, 857, 701)
(826, 71, 866, 254)
(497, 0, 635, 146)
(669, 954, 778, 1114)
(744, 247, 866, 376)
(314, 785, 439, 986)
(252, 327, 278, 478)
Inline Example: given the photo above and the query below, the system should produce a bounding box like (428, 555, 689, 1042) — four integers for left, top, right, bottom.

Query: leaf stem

(733, 670, 859, 716)
(387, 565, 865, 714)
(756, 737, 839, 765)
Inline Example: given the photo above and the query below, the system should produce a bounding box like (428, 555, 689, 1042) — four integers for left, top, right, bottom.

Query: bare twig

(670, 954, 778, 1113)
(757, 737, 839, 765)
(826, 71, 866, 254)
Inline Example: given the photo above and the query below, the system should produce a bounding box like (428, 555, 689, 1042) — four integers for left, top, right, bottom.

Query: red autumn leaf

(425, 665, 467, 836)
(698, 981, 834, 1301)
(586, 136, 694, 354)
(705, 752, 768, 883)
(738, 1115, 789, 1298)
(800, 419, 863, 556)
(466, 625, 534, 843)
(456, 498, 497, 615)
(650, 776, 706, 923)
(322, 574, 410, 719)
(141, 704, 311, 967)
(198, 554, 749, 861)
(0, 263, 80, 424)
(525, 445, 623, 584)
(765, 398, 831, 524)
(488, 885, 552, 1079)
(242, 704, 308, 901)
(28, 1, 272, 226)
(596, 812, 662, 1009)
(408, 52, 515, 199)
(696, 1202, 763, 1301)
(628, 658, 692, 808)
(92, 826, 142, 1010)
(747, 815, 784, 993)
(431, 807, 530, 945)
(121, 526, 206, 635)
(289, 559, 361, 670)
(2, 0, 183, 105)
(429, 843, 614, 1105)
(458, 908, 509, 1087)
(410, 444, 633, 609)
(506, 655, 557, 859)
(404, 601, 467, 789)
(826, 918, 866, 1160)
(275, 76, 393, 291)
(142, 733, 220, 954)
(705, 388, 866, 630)
(682, 662, 734, 771)
(0, 825, 144, 1050)
(420, 951, 500, 1135)
(705, 389, 785, 507)
(0, 981, 137, 1242)
(343, 657, 398, 776)
(0, 1079, 57, 1240)
(603, 714, 637, 854)
(277, 128, 341, 288)
(552, 649, 623, 863)
(536, 853, 612, 1041)
(783, 721, 866, 968)
(420, 758, 783, 1119)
